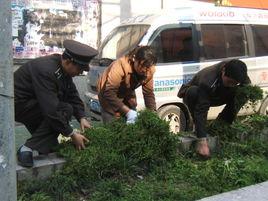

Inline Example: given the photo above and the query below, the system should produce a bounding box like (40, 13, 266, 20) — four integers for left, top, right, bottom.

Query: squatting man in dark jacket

(178, 59, 251, 158)
(15, 40, 98, 167)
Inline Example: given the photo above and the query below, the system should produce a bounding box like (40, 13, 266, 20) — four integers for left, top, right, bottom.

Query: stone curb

(198, 181, 268, 201)
(177, 136, 220, 153)
(16, 153, 65, 181)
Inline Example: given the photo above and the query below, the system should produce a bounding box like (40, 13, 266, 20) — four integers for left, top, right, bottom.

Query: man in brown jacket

(97, 46, 157, 123)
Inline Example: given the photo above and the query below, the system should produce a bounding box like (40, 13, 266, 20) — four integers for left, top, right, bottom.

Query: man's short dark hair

(128, 46, 157, 68)
(224, 59, 248, 83)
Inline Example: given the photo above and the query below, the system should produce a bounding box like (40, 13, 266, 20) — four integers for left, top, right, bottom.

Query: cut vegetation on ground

(18, 85, 268, 201)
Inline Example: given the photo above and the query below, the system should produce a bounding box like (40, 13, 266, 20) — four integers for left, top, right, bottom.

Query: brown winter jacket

(97, 56, 156, 115)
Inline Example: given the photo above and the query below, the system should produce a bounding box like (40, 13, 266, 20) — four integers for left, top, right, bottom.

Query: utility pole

(0, 0, 17, 200)
(97, 0, 102, 49)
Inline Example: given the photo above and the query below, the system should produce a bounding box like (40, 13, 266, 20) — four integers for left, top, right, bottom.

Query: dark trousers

(101, 108, 116, 124)
(15, 100, 73, 154)
(183, 86, 246, 138)
(101, 97, 137, 124)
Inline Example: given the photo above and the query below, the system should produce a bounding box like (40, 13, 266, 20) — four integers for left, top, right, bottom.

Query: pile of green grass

(18, 86, 268, 201)
(235, 85, 263, 111)
(18, 111, 177, 201)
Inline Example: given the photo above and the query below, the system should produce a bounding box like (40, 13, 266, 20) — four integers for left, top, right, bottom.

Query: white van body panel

(86, 5, 268, 128)
(121, 7, 268, 27)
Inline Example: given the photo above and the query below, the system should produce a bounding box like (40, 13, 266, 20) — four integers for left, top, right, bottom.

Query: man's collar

(121, 56, 134, 74)
(54, 67, 63, 79)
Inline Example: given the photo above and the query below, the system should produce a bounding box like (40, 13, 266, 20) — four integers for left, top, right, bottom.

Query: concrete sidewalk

(199, 181, 268, 201)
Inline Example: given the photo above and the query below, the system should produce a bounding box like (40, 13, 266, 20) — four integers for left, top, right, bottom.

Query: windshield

(100, 25, 150, 60)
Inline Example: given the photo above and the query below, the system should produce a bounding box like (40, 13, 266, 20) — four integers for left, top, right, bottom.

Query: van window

(252, 25, 268, 57)
(150, 27, 193, 63)
(201, 24, 247, 60)
(100, 25, 149, 59)
(225, 25, 247, 57)
(201, 25, 226, 59)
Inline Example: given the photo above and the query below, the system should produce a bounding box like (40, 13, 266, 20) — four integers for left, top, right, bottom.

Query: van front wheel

(157, 105, 186, 134)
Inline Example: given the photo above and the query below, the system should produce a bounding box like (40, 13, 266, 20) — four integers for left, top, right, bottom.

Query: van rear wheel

(259, 98, 268, 115)
(157, 105, 186, 134)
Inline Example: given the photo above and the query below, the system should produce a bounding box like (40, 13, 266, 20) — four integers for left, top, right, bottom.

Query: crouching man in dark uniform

(15, 40, 98, 167)
(178, 59, 251, 158)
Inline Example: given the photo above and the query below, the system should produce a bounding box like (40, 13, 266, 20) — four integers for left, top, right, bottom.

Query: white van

(85, 6, 268, 133)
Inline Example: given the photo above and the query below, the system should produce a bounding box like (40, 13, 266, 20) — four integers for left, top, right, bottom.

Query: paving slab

(198, 181, 268, 201)
(177, 136, 219, 153)
(16, 153, 66, 181)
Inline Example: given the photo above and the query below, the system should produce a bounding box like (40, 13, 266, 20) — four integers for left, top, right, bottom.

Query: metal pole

(97, 0, 102, 49)
(120, 0, 131, 22)
(0, 0, 17, 200)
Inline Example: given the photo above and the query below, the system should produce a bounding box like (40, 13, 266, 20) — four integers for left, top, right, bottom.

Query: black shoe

(17, 147, 33, 168)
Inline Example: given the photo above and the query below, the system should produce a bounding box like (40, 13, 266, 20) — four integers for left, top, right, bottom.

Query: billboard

(196, 0, 268, 9)
(12, 0, 100, 59)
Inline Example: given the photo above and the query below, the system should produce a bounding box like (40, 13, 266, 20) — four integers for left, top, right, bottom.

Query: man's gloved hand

(126, 109, 138, 124)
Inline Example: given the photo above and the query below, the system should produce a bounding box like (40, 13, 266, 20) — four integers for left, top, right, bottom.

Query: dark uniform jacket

(14, 54, 85, 136)
(97, 56, 156, 115)
(178, 61, 251, 137)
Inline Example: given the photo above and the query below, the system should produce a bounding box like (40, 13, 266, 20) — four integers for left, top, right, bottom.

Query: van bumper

(84, 92, 102, 121)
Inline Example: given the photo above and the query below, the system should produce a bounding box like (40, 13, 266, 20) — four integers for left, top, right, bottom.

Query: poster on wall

(12, 0, 99, 59)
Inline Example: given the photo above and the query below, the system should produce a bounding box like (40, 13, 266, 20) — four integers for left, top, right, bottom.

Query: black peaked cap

(63, 40, 98, 66)
(224, 59, 248, 83)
